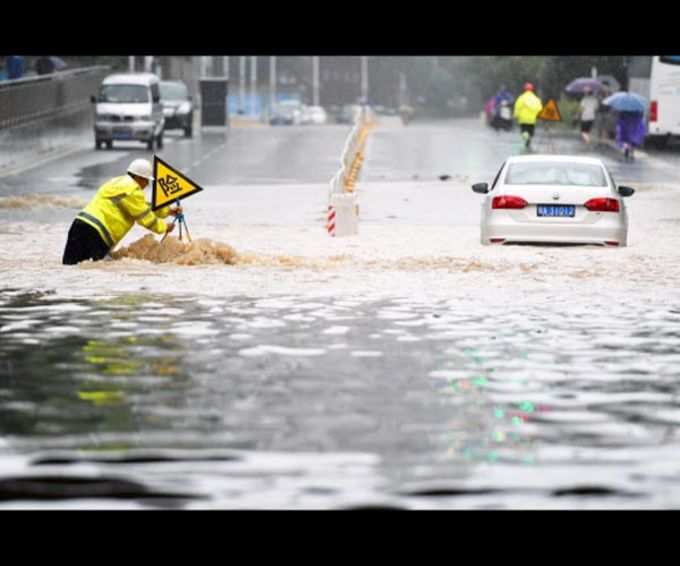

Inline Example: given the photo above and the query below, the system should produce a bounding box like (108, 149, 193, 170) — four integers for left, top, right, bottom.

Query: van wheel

(106, 141, 113, 150)
(157, 132, 164, 149)
(95, 140, 102, 150)
(147, 137, 156, 152)
(184, 126, 193, 138)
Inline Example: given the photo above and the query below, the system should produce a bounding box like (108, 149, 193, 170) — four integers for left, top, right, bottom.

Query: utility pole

(239, 56, 246, 114)
(360, 56, 368, 103)
(399, 71, 408, 106)
(313, 56, 320, 106)
(250, 56, 257, 116)
(270, 56, 277, 110)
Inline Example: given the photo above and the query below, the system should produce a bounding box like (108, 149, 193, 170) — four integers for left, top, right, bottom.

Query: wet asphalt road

(3, 117, 680, 509)
(4, 117, 680, 198)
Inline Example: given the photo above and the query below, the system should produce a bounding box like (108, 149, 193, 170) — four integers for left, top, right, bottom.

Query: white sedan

(472, 155, 635, 247)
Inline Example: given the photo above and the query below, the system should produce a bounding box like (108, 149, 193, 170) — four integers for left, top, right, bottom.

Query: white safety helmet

(127, 158, 154, 181)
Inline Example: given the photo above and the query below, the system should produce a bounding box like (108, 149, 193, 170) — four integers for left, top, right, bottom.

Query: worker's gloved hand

(169, 206, 183, 216)
(165, 222, 175, 234)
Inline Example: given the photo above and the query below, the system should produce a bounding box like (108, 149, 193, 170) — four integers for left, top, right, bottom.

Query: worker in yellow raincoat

(62, 159, 181, 264)
(513, 82, 543, 149)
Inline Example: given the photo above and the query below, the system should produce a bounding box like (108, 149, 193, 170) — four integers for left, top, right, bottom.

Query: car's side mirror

(153, 96, 160, 104)
(618, 185, 635, 197)
(90, 95, 97, 104)
(472, 182, 489, 194)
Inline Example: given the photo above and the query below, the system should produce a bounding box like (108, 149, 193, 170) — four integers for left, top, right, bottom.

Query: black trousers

(62, 219, 111, 265)
(520, 124, 535, 137)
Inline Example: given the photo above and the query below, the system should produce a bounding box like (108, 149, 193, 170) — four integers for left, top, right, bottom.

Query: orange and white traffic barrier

(326, 109, 371, 237)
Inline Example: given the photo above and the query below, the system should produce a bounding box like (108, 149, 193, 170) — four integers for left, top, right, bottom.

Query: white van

(90, 73, 165, 151)
(629, 56, 680, 148)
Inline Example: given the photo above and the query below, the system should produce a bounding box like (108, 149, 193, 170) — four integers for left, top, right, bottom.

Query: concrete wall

(0, 67, 109, 177)
(0, 106, 93, 176)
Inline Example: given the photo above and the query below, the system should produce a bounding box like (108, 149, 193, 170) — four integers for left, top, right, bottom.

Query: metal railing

(0, 66, 111, 129)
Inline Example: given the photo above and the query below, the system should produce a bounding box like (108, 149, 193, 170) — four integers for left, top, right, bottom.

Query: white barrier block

(329, 193, 358, 237)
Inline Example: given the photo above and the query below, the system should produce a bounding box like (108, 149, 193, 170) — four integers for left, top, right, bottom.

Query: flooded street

(2, 119, 680, 508)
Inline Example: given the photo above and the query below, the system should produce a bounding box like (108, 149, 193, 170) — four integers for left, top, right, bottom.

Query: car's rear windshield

(505, 162, 607, 187)
(99, 84, 149, 103)
(160, 82, 189, 100)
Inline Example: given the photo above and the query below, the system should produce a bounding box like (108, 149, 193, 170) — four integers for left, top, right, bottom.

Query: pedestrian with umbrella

(35, 56, 55, 75)
(578, 87, 600, 144)
(565, 77, 604, 96)
(564, 78, 604, 144)
(603, 91, 647, 161)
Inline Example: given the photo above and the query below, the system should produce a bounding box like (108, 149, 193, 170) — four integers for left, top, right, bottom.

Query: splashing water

(109, 234, 502, 271)
(112, 234, 239, 265)
(111, 235, 337, 268)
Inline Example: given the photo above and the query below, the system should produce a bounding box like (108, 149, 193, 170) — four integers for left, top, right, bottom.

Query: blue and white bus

(629, 56, 680, 148)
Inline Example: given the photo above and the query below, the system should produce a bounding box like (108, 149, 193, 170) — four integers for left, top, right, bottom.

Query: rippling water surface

(2, 287, 680, 509)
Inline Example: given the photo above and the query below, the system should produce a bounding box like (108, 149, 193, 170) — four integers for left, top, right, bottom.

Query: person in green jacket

(62, 158, 181, 265)
(513, 82, 543, 149)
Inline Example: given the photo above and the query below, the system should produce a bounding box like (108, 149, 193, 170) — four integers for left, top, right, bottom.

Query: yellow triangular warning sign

(538, 99, 562, 122)
(151, 156, 204, 211)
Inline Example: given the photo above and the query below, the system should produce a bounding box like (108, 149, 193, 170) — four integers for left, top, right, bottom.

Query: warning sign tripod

(161, 199, 192, 244)
(534, 98, 562, 154)
(536, 123, 557, 153)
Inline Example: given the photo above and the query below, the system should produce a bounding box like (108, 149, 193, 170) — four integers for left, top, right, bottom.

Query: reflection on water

(1, 287, 680, 509)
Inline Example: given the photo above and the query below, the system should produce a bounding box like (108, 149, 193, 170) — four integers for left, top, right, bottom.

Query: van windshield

(99, 85, 149, 103)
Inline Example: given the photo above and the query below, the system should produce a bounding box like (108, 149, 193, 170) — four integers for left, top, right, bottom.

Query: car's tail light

(584, 198, 620, 212)
(490, 238, 506, 244)
(605, 241, 620, 246)
(650, 100, 658, 122)
(492, 196, 528, 209)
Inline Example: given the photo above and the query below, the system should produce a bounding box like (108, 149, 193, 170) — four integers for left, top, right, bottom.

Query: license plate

(113, 128, 132, 140)
(537, 204, 575, 217)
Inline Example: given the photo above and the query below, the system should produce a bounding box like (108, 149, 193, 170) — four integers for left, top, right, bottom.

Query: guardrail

(0, 66, 110, 130)
(326, 106, 375, 237)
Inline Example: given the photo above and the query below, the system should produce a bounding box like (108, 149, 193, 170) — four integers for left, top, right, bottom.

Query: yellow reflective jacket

(513, 91, 543, 125)
(77, 175, 170, 250)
